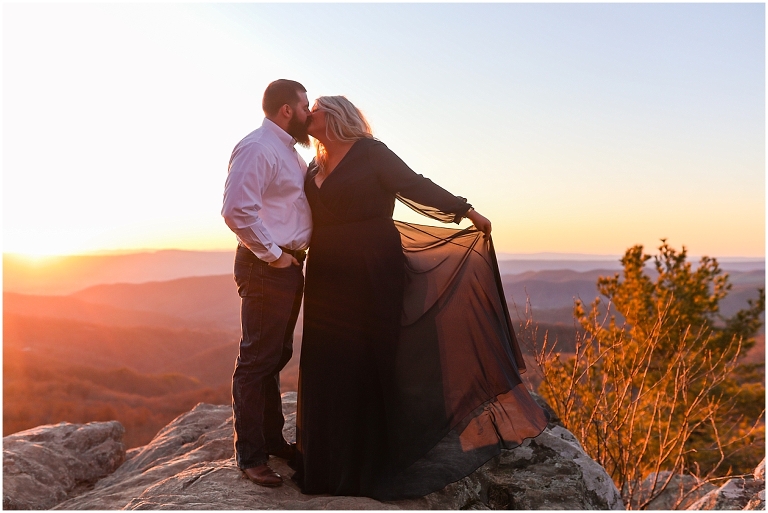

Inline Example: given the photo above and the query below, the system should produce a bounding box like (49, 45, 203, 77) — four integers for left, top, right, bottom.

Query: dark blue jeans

(232, 245, 304, 469)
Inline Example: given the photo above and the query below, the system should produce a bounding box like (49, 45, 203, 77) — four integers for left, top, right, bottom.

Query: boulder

(121, 460, 402, 510)
(57, 392, 623, 510)
(688, 458, 766, 511)
(54, 402, 235, 510)
(399, 425, 624, 509)
(3, 420, 125, 509)
(477, 426, 624, 510)
(631, 471, 716, 510)
(1, 391, 623, 510)
(743, 490, 765, 511)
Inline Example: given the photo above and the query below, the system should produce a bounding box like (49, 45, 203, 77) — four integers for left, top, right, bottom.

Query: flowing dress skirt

(295, 218, 549, 500)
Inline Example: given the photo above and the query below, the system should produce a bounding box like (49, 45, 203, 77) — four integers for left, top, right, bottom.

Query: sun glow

(3, 236, 237, 260)
(3, 4, 764, 260)
(4, 235, 93, 259)
(4, 253, 65, 267)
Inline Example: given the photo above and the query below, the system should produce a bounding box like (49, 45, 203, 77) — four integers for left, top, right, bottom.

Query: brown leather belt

(279, 246, 307, 263)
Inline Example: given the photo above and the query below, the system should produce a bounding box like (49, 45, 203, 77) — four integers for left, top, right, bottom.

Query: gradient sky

(3, 3, 765, 258)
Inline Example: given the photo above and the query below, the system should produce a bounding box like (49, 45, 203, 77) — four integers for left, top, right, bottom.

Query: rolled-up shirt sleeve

(222, 142, 283, 262)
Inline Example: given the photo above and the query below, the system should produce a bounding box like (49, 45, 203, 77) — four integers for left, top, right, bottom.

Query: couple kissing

(221, 79, 548, 499)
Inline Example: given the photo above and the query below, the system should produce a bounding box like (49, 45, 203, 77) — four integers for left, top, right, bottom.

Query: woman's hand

(467, 209, 492, 240)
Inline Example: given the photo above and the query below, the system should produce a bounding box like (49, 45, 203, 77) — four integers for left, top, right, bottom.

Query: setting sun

(5, 237, 90, 259)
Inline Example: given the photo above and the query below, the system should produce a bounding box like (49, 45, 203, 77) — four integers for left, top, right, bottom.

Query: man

(221, 79, 312, 487)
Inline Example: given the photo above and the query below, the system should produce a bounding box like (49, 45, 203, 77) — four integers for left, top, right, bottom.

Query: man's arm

(221, 142, 284, 263)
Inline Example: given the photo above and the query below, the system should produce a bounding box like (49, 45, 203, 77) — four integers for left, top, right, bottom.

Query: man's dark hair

(262, 79, 307, 117)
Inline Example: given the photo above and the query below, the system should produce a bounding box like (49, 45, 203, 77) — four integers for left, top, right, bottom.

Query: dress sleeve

(367, 140, 472, 224)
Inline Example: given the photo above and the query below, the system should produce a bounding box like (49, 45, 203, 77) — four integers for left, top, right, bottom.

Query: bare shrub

(519, 241, 765, 509)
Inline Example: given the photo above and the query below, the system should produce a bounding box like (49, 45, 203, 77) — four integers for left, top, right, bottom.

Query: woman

(294, 96, 549, 500)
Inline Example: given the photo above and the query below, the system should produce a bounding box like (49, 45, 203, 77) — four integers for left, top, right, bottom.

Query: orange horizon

(3, 247, 765, 261)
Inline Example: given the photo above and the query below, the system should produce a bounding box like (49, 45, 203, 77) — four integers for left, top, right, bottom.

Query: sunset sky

(3, 3, 765, 258)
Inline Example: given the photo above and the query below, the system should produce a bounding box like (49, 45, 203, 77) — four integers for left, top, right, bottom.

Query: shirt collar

(262, 118, 297, 148)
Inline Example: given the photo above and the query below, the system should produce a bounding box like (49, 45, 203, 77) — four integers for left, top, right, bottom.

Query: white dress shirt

(222, 118, 313, 262)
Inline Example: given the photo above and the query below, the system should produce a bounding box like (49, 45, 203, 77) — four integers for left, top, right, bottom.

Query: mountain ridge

(6, 250, 763, 295)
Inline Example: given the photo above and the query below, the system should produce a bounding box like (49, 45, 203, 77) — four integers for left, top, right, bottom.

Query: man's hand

(268, 251, 299, 268)
(467, 209, 492, 240)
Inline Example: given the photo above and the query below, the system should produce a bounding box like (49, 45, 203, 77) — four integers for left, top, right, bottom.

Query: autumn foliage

(3, 345, 231, 448)
(528, 241, 765, 509)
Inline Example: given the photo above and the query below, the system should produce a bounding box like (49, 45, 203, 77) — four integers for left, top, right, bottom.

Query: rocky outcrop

(467, 426, 623, 510)
(7, 392, 624, 510)
(3, 420, 125, 509)
(688, 458, 766, 511)
(632, 471, 717, 510)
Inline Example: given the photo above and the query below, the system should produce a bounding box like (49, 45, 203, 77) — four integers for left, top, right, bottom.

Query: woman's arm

(369, 141, 461, 211)
(368, 140, 492, 236)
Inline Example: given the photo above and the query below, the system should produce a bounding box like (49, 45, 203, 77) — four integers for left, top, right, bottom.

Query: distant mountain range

(5, 250, 763, 295)
(3, 274, 293, 447)
(500, 268, 765, 322)
(3, 250, 764, 447)
(3, 250, 235, 295)
(496, 258, 765, 274)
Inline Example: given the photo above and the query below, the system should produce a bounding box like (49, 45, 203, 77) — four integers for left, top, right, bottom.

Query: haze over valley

(3, 250, 764, 448)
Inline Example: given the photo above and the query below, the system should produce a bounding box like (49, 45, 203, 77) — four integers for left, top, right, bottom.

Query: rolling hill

(4, 292, 190, 330)
(71, 275, 241, 331)
(4, 256, 762, 448)
(4, 314, 238, 380)
(3, 250, 235, 295)
(501, 268, 765, 328)
(4, 344, 230, 448)
(7, 248, 761, 296)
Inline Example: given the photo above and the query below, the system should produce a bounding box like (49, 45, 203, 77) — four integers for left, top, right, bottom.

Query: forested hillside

(4, 260, 762, 449)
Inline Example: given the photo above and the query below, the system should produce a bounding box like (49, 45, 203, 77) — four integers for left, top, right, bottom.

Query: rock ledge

(5, 393, 625, 510)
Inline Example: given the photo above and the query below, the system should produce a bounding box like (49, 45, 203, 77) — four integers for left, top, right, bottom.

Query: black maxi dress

(295, 137, 549, 500)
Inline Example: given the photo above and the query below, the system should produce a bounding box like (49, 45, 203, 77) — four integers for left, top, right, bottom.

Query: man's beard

(287, 113, 310, 148)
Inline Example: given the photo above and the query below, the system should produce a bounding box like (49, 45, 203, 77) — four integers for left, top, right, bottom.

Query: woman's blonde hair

(313, 96, 373, 172)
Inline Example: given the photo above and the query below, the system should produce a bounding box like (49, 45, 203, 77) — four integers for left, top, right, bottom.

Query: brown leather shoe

(242, 464, 282, 487)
